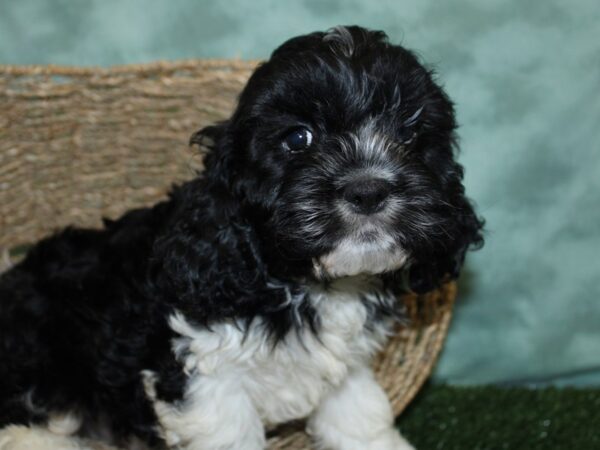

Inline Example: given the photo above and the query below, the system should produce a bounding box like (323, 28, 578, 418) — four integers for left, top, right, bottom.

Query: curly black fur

(0, 26, 483, 446)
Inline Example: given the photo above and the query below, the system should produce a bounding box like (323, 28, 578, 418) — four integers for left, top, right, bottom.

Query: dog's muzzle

(342, 178, 392, 215)
(313, 175, 407, 279)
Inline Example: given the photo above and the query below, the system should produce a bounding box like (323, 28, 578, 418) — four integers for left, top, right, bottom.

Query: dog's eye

(283, 128, 313, 152)
(403, 131, 417, 145)
(401, 106, 423, 145)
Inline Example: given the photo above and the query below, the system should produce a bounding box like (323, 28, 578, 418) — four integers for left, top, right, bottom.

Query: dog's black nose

(343, 179, 392, 215)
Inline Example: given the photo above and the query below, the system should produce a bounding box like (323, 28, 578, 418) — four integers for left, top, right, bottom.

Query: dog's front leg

(142, 371, 265, 450)
(307, 365, 414, 450)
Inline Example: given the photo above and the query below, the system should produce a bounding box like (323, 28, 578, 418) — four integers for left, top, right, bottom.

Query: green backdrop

(1, 0, 599, 386)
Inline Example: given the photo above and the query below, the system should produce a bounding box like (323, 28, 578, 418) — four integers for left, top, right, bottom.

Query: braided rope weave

(0, 61, 456, 450)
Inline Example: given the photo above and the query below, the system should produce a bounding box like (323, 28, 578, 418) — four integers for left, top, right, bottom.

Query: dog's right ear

(189, 121, 227, 150)
(189, 121, 236, 187)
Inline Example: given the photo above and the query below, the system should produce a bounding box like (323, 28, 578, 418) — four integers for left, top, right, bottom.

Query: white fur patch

(315, 235, 409, 279)
(47, 411, 82, 436)
(143, 276, 396, 449)
(308, 366, 415, 450)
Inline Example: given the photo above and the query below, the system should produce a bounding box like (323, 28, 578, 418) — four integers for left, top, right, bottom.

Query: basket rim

(0, 59, 260, 76)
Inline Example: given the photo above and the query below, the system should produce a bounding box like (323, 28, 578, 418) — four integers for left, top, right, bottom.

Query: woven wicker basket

(0, 61, 456, 450)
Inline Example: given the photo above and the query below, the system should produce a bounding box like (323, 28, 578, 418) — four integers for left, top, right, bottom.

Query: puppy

(0, 26, 483, 450)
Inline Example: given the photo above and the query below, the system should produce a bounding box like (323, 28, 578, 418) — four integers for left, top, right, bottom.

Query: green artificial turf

(396, 384, 600, 450)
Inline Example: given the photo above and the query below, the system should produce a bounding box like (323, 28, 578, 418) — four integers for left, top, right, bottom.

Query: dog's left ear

(405, 86, 484, 293)
(408, 192, 484, 293)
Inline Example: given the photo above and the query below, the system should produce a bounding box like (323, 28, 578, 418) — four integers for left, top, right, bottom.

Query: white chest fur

(167, 276, 394, 426)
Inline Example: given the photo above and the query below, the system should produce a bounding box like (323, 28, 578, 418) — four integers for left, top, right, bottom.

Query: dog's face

(194, 26, 483, 291)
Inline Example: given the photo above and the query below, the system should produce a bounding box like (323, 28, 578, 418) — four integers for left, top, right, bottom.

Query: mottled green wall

(1, 0, 599, 385)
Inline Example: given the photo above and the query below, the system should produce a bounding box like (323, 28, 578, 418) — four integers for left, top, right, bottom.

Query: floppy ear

(408, 187, 484, 294)
(396, 76, 484, 293)
(189, 121, 236, 188)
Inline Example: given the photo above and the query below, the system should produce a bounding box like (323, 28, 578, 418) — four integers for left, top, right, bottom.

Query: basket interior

(0, 61, 259, 253)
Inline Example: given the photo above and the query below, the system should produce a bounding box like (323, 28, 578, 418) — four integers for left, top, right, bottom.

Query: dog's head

(192, 26, 483, 292)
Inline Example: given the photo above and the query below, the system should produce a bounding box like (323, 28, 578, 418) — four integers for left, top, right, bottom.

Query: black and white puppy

(0, 26, 483, 450)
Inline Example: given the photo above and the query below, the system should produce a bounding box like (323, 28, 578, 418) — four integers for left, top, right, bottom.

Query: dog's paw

(0, 425, 83, 450)
(311, 427, 415, 450)
(365, 428, 415, 450)
(0, 425, 120, 450)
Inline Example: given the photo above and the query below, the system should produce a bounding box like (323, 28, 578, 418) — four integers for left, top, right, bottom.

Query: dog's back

(0, 199, 176, 440)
